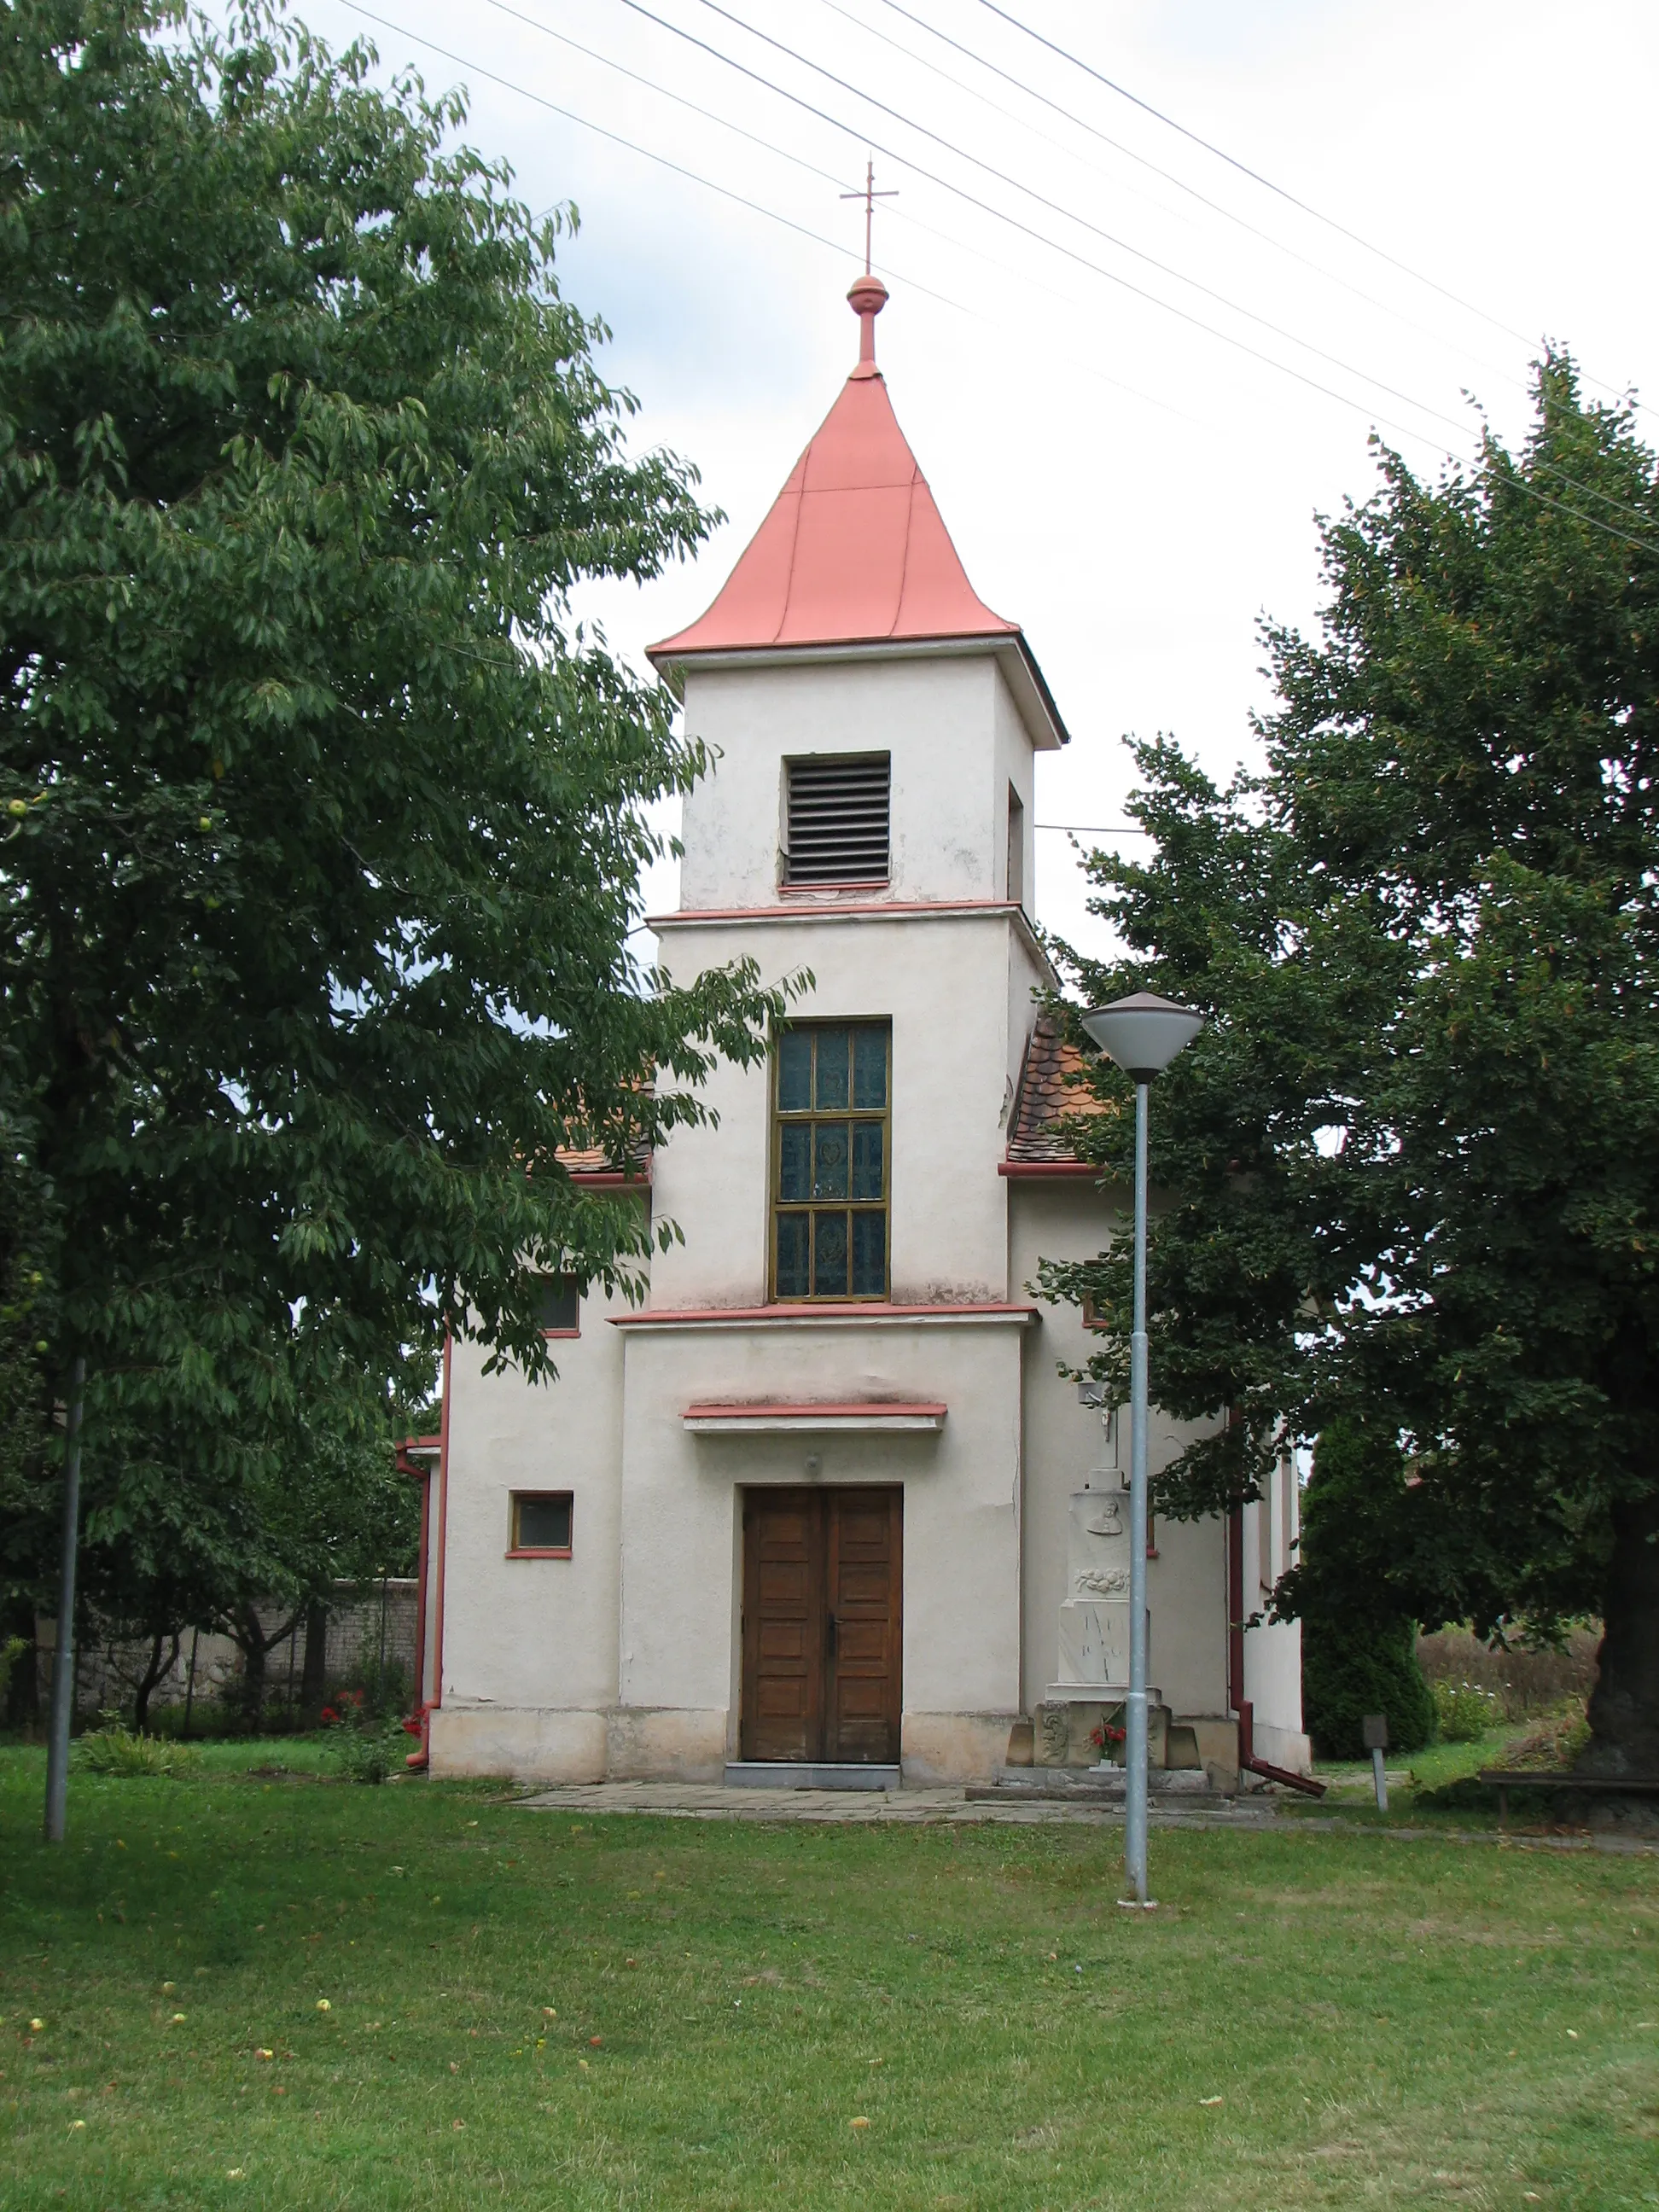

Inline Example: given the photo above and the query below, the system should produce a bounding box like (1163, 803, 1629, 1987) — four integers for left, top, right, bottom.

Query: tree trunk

(300, 1603, 329, 1726)
(1580, 1487, 1659, 1777)
(132, 1630, 179, 1733)
(238, 1604, 269, 1732)
(230, 1605, 301, 1735)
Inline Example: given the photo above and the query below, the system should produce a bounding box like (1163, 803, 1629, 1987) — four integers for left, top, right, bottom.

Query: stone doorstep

(723, 1761, 902, 1791)
(968, 1767, 1230, 1807)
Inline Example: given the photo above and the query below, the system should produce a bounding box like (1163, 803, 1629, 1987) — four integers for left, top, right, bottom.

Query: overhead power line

(975, 0, 1648, 422)
(678, 0, 1473, 443)
(481, 0, 851, 196)
(857, 0, 1523, 397)
(338, 1, 1193, 428)
(475, 0, 1199, 423)
(341, 0, 1659, 553)
(605, 0, 1482, 456)
(660, 0, 1659, 548)
(478, 0, 1201, 427)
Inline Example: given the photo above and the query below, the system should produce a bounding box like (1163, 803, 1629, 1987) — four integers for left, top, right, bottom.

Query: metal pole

(1125, 1083, 1152, 1906)
(43, 1353, 87, 1844)
(1371, 1746, 1388, 1813)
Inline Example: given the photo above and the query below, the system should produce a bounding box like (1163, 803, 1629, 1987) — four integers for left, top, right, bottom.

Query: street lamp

(1078, 992, 1203, 1906)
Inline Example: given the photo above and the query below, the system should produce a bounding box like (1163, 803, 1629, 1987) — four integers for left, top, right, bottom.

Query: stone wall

(33, 1579, 420, 1723)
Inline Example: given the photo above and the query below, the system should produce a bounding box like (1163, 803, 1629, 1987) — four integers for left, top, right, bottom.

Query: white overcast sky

(285, 0, 1657, 959)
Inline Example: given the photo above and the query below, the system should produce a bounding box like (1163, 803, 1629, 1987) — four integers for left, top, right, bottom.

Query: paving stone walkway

(509, 1779, 1659, 1854)
(511, 1779, 1277, 1827)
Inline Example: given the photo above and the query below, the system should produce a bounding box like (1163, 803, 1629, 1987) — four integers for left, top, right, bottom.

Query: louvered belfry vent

(784, 754, 891, 885)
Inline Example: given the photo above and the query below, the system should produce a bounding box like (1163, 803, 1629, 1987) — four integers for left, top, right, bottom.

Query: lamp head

(1080, 991, 1204, 1082)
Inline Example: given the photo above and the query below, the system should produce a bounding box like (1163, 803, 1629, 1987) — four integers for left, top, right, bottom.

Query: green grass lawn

(2, 1743, 1656, 2210)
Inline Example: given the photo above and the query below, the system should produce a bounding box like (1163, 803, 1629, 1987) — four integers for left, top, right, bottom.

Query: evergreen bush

(1302, 1610, 1435, 1761)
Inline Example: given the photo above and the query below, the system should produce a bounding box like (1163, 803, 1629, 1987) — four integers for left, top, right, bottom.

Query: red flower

(319, 1705, 339, 1726)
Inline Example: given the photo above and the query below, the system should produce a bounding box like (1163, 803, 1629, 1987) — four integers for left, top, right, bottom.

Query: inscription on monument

(1049, 1489, 1145, 1700)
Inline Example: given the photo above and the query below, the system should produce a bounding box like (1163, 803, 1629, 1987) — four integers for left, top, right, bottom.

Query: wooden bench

(1477, 1768, 1659, 1828)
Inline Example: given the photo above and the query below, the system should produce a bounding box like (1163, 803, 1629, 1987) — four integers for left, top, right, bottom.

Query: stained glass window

(772, 1022, 890, 1300)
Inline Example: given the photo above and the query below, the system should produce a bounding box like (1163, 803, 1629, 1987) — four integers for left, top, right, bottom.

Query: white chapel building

(406, 275, 1310, 1790)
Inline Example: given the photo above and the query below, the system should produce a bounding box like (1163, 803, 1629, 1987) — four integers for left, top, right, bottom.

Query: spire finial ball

(847, 272, 888, 378)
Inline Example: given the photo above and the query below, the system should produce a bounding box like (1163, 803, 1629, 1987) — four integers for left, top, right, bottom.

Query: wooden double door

(740, 1487, 903, 1765)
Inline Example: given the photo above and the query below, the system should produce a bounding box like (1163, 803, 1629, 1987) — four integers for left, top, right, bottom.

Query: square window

(511, 1492, 573, 1554)
(534, 1274, 579, 1333)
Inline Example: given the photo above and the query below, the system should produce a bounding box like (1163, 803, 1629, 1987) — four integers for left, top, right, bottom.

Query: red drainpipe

(393, 1438, 441, 1685)
(393, 1440, 435, 1768)
(1229, 1501, 1325, 1798)
(397, 1336, 452, 1772)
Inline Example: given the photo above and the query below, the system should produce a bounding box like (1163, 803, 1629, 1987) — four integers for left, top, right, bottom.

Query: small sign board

(1361, 1713, 1389, 1752)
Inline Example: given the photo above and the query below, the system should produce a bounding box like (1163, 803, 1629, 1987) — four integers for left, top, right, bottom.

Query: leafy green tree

(71, 1364, 423, 1730)
(1043, 359, 1659, 1778)
(1, 1, 795, 1618)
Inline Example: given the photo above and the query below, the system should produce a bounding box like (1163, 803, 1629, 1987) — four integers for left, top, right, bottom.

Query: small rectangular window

(1007, 783, 1025, 909)
(784, 754, 890, 885)
(533, 1274, 580, 1334)
(510, 1492, 573, 1555)
(772, 1022, 890, 1300)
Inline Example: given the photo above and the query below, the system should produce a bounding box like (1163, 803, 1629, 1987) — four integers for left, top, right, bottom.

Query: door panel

(741, 1489, 821, 1761)
(742, 1486, 902, 1761)
(825, 1488, 902, 1763)
(742, 1487, 903, 1765)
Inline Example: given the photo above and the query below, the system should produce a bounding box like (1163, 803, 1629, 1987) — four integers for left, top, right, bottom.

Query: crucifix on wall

(841, 156, 897, 276)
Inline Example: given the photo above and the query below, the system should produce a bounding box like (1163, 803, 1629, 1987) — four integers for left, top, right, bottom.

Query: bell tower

(649, 277, 1066, 922)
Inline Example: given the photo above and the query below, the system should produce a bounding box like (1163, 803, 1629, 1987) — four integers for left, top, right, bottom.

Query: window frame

(1006, 780, 1026, 911)
(508, 1490, 574, 1559)
(533, 1272, 581, 1337)
(768, 1020, 893, 1304)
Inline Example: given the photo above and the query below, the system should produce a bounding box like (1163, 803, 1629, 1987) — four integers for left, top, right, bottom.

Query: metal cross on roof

(841, 156, 897, 276)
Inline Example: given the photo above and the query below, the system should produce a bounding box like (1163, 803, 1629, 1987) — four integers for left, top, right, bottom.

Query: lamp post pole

(1125, 1079, 1152, 1903)
(1077, 992, 1204, 1914)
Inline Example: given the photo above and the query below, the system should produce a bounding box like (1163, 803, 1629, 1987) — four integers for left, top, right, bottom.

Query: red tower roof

(648, 279, 1063, 746)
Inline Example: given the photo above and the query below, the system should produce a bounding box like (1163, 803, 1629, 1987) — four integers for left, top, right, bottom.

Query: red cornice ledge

(685, 1400, 946, 1418)
(998, 1161, 1102, 1179)
(649, 898, 1021, 928)
(568, 1168, 653, 1188)
(612, 1301, 1037, 1328)
(683, 1400, 947, 1433)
